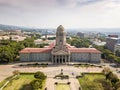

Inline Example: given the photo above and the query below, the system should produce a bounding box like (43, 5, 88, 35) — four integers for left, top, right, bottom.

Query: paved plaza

(0, 62, 119, 90)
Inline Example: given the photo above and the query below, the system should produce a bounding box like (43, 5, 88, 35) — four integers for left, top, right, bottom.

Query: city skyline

(0, 0, 120, 30)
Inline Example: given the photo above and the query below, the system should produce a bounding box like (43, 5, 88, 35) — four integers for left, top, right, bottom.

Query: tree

(13, 70, 20, 77)
(31, 80, 43, 90)
(115, 81, 120, 90)
(32, 71, 46, 90)
(115, 50, 120, 57)
(0, 46, 15, 62)
(111, 74, 119, 86)
(67, 36, 91, 48)
(102, 67, 111, 75)
(34, 71, 46, 80)
(104, 70, 119, 89)
(107, 54, 116, 62)
(105, 72, 113, 81)
(116, 57, 120, 64)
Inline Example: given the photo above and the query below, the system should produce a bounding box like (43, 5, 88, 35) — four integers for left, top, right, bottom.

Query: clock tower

(51, 25, 70, 64)
(56, 25, 66, 46)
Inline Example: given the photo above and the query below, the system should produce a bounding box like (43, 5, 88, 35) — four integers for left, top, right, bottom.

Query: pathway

(0, 63, 103, 90)
(45, 78, 80, 90)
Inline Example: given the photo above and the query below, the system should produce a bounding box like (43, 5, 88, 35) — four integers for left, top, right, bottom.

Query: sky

(0, 0, 120, 29)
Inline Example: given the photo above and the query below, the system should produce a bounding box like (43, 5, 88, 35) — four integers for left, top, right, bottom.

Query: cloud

(77, 0, 103, 6)
(0, 0, 120, 28)
(56, 0, 104, 8)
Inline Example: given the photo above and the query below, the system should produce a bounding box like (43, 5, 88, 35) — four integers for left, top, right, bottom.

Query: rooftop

(19, 48, 52, 53)
(69, 48, 101, 53)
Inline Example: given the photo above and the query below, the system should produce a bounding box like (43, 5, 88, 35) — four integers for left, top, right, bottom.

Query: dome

(57, 25, 64, 32)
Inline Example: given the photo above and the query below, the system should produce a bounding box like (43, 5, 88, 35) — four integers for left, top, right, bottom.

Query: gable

(53, 50, 69, 55)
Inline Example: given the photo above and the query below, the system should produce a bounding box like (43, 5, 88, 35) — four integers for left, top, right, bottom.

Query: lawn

(2, 73, 45, 90)
(3, 73, 34, 90)
(78, 73, 105, 90)
(55, 83, 70, 90)
(0, 75, 14, 88)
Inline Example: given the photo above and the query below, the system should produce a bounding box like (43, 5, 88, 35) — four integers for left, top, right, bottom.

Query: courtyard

(0, 62, 119, 90)
(0, 62, 104, 90)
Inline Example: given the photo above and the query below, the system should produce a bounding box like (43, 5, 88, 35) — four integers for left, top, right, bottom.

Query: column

(52, 55, 53, 64)
(55, 55, 56, 64)
(58, 55, 60, 64)
(62, 55, 63, 64)
(65, 55, 67, 64)
(68, 55, 70, 64)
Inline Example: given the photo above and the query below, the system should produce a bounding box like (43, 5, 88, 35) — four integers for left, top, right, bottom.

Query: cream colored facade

(20, 25, 101, 64)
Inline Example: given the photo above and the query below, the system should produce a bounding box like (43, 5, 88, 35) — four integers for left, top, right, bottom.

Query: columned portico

(52, 55, 70, 64)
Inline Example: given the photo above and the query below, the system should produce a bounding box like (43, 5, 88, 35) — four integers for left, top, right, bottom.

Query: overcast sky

(0, 0, 120, 29)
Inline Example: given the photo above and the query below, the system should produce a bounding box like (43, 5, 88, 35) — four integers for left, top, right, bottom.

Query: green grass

(0, 75, 14, 88)
(2, 73, 45, 90)
(74, 64, 94, 68)
(55, 84, 70, 90)
(3, 74, 34, 90)
(78, 73, 105, 90)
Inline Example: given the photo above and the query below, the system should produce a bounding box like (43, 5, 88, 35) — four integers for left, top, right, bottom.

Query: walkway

(45, 78, 80, 90)
(0, 63, 103, 90)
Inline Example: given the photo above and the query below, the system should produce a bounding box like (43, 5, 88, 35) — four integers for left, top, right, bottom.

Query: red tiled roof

(20, 45, 101, 54)
(19, 48, 52, 53)
(48, 42, 55, 48)
(69, 48, 101, 53)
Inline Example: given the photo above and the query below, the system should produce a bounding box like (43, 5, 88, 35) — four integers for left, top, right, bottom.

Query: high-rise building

(106, 37, 120, 52)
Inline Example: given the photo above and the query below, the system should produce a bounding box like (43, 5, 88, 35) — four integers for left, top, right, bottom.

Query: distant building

(93, 41, 106, 46)
(106, 37, 120, 52)
(20, 25, 101, 64)
(0, 36, 10, 40)
(34, 39, 54, 45)
(11, 35, 26, 42)
(108, 35, 118, 38)
(77, 32, 84, 38)
(41, 35, 56, 39)
(77, 32, 100, 39)
(0, 30, 4, 36)
(4, 30, 22, 35)
(114, 44, 120, 53)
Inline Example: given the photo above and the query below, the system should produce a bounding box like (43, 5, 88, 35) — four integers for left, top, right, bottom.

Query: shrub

(76, 75, 82, 78)
(102, 67, 111, 75)
(115, 81, 120, 90)
(19, 64, 23, 66)
(55, 82, 58, 85)
(34, 62, 39, 65)
(34, 71, 46, 80)
(31, 80, 42, 90)
(12, 70, 20, 76)
(67, 82, 71, 84)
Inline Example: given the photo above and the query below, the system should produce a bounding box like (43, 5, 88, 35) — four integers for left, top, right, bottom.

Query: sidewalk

(45, 78, 80, 90)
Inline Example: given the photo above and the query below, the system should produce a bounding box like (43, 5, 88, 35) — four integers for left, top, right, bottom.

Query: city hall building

(19, 25, 101, 64)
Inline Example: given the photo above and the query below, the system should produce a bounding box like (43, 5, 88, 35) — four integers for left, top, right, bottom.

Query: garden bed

(55, 83, 70, 90)
(1, 73, 45, 90)
(78, 73, 105, 90)
(19, 63, 48, 67)
(0, 75, 14, 88)
(74, 63, 102, 68)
